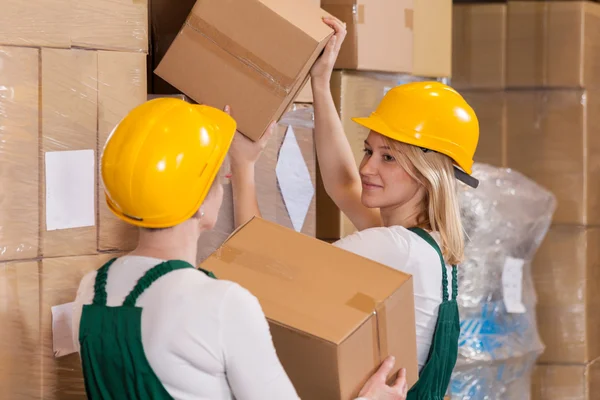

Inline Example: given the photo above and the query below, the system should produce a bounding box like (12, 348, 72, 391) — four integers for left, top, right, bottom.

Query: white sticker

(45, 150, 95, 231)
(275, 126, 315, 232)
(502, 257, 526, 314)
(51, 302, 77, 357)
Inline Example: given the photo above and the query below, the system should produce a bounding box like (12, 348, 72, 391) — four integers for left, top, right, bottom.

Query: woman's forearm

(231, 165, 262, 228)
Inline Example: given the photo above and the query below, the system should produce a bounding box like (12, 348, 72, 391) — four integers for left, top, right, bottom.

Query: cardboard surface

(532, 360, 600, 400)
(40, 254, 117, 399)
(98, 51, 147, 252)
(533, 226, 600, 364)
(461, 91, 506, 167)
(507, 1, 600, 89)
(155, 0, 333, 141)
(0, 46, 40, 261)
(506, 90, 600, 225)
(202, 217, 418, 399)
(41, 49, 98, 258)
(452, 4, 506, 89)
(0, 261, 42, 399)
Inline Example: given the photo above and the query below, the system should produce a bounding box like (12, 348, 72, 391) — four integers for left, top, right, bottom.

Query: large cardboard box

(0, 46, 40, 261)
(452, 4, 506, 89)
(40, 254, 117, 399)
(155, 0, 333, 141)
(531, 360, 600, 400)
(533, 226, 600, 364)
(461, 91, 507, 167)
(507, 2, 600, 89)
(41, 49, 98, 258)
(0, 261, 42, 399)
(322, 0, 452, 77)
(98, 51, 147, 252)
(1, 0, 148, 52)
(202, 217, 418, 399)
(506, 90, 600, 225)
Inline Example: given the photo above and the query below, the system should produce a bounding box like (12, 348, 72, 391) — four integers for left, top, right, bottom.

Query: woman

(71, 97, 408, 399)
(230, 18, 479, 399)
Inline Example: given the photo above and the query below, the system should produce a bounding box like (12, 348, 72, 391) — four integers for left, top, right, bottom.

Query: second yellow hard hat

(101, 98, 236, 229)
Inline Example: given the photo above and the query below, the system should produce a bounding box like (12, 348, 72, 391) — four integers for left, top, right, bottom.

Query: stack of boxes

(0, 2, 149, 397)
(454, 1, 600, 398)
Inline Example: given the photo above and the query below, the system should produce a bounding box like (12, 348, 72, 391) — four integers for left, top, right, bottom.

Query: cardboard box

(202, 217, 418, 399)
(0, 261, 42, 399)
(452, 4, 506, 89)
(532, 360, 600, 400)
(155, 0, 333, 141)
(0, 46, 40, 261)
(507, 2, 600, 89)
(505, 90, 600, 225)
(461, 91, 507, 167)
(322, 0, 451, 77)
(40, 254, 116, 399)
(1, 0, 148, 52)
(98, 51, 147, 252)
(533, 226, 600, 364)
(41, 49, 98, 258)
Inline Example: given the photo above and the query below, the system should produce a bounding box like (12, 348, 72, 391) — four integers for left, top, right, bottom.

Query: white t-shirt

(333, 226, 453, 370)
(72, 255, 300, 400)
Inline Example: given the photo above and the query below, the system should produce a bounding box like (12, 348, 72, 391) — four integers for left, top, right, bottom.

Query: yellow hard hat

(101, 97, 236, 228)
(352, 81, 480, 188)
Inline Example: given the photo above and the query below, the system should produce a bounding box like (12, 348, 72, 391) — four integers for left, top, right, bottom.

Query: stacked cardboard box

(452, 1, 600, 397)
(0, 2, 148, 398)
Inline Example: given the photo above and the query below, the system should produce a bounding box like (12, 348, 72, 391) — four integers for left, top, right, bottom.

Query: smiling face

(359, 131, 425, 211)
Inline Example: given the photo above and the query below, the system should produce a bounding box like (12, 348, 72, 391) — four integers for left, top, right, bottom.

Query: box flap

(202, 218, 412, 344)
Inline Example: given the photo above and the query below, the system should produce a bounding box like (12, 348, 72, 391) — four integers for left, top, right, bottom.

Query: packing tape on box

(213, 245, 296, 281)
(346, 293, 390, 367)
(185, 14, 296, 98)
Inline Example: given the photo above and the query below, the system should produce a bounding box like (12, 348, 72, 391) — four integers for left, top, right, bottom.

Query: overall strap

(408, 228, 457, 302)
(92, 258, 118, 306)
(123, 260, 195, 307)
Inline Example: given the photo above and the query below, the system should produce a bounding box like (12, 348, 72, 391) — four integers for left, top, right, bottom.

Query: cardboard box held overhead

(155, 0, 333, 141)
(202, 217, 418, 399)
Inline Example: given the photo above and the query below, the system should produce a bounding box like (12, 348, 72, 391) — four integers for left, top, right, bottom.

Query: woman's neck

(380, 192, 426, 229)
(130, 224, 200, 267)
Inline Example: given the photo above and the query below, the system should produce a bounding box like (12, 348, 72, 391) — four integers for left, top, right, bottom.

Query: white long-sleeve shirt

(334, 226, 454, 370)
(72, 255, 300, 400)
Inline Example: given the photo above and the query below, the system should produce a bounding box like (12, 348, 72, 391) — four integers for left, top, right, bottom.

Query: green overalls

(78, 258, 214, 399)
(406, 227, 460, 400)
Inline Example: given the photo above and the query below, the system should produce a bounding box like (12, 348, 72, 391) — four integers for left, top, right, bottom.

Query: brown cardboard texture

(532, 360, 600, 400)
(452, 4, 506, 89)
(0, 46, 40, 261)
(506, 90, 600, 225)
(507, 2, 600, 89)
(202, 217, 418, 399)
(155, 0, 333, 141)
(533, 226, 600, 364)
(41, 49, 98, 258)
(461, 91, 506, 167)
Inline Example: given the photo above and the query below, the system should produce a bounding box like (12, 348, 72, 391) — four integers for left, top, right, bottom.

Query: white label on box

(502, 257, 526, 314)
(45, 150, 95, 231)
(51, 302, 77, 357)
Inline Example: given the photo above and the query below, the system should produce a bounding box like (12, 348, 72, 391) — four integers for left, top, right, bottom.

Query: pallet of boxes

(0, 0, 148, 398)
(455, 0, 600, 398)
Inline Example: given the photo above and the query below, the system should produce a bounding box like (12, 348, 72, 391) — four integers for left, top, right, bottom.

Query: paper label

(502, 257, 526, 314)
(51, 302, 77, 357)
(45, 150, 95, 231)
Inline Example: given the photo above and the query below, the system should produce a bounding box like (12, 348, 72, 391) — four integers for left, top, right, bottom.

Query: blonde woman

(230, 18, 479, 399)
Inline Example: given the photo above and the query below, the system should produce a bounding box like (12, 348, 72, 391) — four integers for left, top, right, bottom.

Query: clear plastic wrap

(1, 0, 148, 52)
(450, 163, 557, 399)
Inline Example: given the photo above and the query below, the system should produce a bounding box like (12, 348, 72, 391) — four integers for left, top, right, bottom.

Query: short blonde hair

(383, 137, 465, 265)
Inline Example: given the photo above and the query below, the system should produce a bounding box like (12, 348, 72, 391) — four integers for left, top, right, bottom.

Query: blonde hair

(383, 137, 465, 265)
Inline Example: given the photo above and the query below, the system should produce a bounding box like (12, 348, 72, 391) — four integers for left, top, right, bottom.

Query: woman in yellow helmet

(230, 18, 480, 400)
(70, 97, 408, 399)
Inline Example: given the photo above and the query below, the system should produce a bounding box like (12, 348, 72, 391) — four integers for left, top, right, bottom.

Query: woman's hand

(310, 17, 347, 84)
(224, 105, 275, 171)
(357, 357, 408, 400)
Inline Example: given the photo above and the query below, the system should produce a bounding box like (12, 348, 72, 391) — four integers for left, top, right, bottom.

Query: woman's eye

(363, 148, 373, 156)
(383, 154, 395, 162)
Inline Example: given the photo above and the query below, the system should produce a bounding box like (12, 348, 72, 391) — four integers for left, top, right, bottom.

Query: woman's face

(198, 166, 230, 231)
(359, 131, 423, 210)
